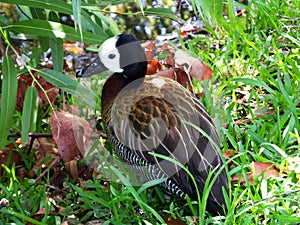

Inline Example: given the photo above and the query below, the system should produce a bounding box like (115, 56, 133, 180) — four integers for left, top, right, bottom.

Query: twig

(8, 132, 53, 138)
(34, 155, 61, 184)
(8, 131, 107, 140)
(222, 108, 283, 129)
(19, 155, 61, 195)
(258, 189, 300, 203)
(275, 14, 300, 21)
(235, 189, 300, 214)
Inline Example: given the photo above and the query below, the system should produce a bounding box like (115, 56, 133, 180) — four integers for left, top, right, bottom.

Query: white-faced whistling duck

(76, 34, 228, 216)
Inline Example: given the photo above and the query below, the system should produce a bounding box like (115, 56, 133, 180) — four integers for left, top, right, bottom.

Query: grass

(0, 0, 300, 224)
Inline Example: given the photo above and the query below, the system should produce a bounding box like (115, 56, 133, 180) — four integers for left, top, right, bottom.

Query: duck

(76, 33, 228, 216)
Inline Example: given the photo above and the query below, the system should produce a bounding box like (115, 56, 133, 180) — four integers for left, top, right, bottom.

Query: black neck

(116, 34, 147, 82)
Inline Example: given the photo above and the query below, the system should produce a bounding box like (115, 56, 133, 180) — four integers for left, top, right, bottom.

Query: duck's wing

(108, 76, 228, 215)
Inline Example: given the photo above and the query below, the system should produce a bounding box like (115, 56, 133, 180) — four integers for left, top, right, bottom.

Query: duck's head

(76, 34, 147, 83)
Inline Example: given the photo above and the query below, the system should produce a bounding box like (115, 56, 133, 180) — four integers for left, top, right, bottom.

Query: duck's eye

(108, 54, 116, 59)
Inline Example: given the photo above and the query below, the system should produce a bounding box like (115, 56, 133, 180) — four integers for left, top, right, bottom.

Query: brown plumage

(77, 34, 228, 215)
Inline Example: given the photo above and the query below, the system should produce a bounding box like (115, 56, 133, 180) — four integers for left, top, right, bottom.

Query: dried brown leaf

(16, 73, 59, 111)
(50, 110, 92, 162)
(164, 214, 186, 225)
(144, 41, 156, 61)
(251, 162, 280, 178)
(231, 162, 280, 184)
(26, 205, 65, 225)
(223, 149, 238, 171)
(63, 41, 85, 55)
(28, 137, 58, 178)
(174, 49, 213, 80)
(223, 149, 238, 158)
(162, 43, 175, 67)
(146, 60, 162, 75)
(65, 160, 78, 179)
(153, 68, 194, 94)
(190, 61, 213, 80)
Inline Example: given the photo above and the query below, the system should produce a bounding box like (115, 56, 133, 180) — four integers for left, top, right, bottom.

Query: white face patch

(98, 36, 123, 73)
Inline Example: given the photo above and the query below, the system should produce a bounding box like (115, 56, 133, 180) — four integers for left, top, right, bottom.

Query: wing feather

(106, 76, 227, 213)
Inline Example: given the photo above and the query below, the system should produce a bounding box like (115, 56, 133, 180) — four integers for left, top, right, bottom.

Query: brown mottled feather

(102, 74, 228, 214)
(77, 34, 228, 215)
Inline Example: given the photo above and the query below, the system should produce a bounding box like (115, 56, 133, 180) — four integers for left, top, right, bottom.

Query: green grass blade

(0, 55, 18, 149)
(0, 0, 73, 15)
(268, 215, 300, 223)
(135, 0, 144, 15)
(144, 8, 183, 22)
(232, 78, 277, 96)
(72, 0, 83, 40)
(110, 166, 166, 224)
(222, 127, 238, 150)
(5, 20, 105, 44)
(37, 69, 79, 88)
(277, 73, 297, 112)
(192, 0, 210, 21)
(0, 14, 12, 26)
(37, 69, 96, 107)
(50, 38, 64, 72)
(210, 0, 224, 25)
(71, 184, 111, 208)
(148, 151, 228, 220)
(1, 208, 44, 225)
(90, 11, 120, 36)
(21, 86, 39, 145)
(137, 178, 166, 194)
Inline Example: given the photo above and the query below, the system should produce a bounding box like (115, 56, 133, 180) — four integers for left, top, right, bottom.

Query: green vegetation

(0, 0, 299, 224)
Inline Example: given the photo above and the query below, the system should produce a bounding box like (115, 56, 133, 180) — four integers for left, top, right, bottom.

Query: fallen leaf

(77, 161, 94, 181)
(152, 68, 195, 94)
(144, 41, 156, 61)
(223, 149, 238, 158)
(143, 44, 211, 97)
(28, 137, 58, 178)
(251, 162, 280, 178)
(190, 61, 213, 80)
(174, 49, 213, 80)
(63, 41, 85, 55)
(223, 149, 238, 171)
(147, 59, 162, 75)
(26, 204, 65, 225)
(16, 73, 59, 112)
(164, 214, 186, 225)
(50, 110, 92, 162)
(231, 162, 280, 184)
(65, 160, 78, 179)
(189, 217, 198, 224)
(161, 43, 175, 67)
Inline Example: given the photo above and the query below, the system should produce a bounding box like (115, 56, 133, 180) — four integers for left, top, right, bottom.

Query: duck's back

(102, 75, 228, 215)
